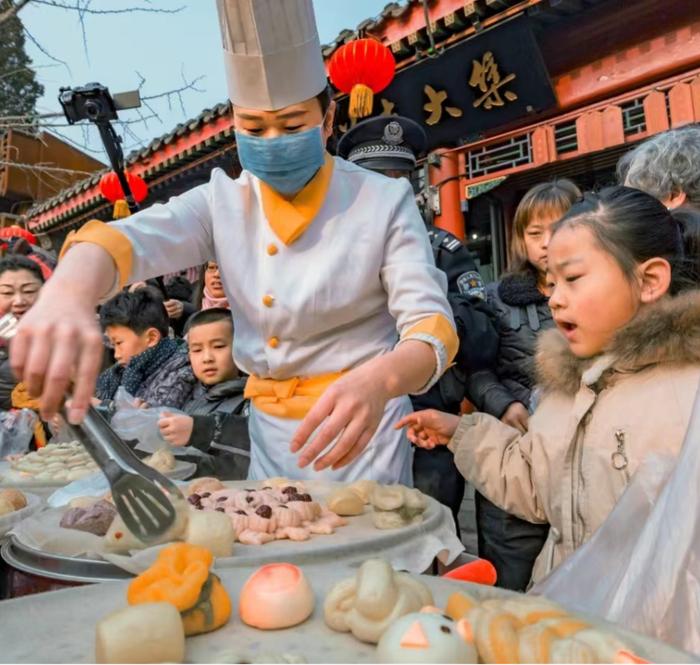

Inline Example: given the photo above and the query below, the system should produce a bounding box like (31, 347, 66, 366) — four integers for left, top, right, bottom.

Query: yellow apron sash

(11, 382, 47, 448)
(244, 371, 346, 419)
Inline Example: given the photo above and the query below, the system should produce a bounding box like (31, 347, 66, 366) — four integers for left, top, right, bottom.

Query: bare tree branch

(140, 73, 206, 103)
(0, 0, 31, 25)
(46, 126, 105, 155)
(22, 24, 71, 74)
(76, 0, 93, 64)
(27, 0, 185, 15)
(0, 159, 94, 175)
(0, 113, 158, 130)
(0, 62, 59, 82)
(2, 3, 206, 158)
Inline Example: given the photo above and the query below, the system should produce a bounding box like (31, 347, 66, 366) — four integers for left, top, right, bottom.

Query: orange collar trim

(259, 153, 335, 246)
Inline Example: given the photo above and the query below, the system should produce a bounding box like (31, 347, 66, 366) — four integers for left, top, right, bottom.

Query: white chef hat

(216, 0, 328, 111)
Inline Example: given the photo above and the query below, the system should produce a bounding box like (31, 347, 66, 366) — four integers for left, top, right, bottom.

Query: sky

(19, 0, 395, 161)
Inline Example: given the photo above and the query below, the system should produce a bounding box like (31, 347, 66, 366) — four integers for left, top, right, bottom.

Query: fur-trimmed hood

(497, 270, 548, 307)
(536, 290, 700, 395)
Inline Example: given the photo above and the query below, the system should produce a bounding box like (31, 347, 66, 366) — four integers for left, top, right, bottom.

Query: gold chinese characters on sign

(469, 51, 518, 110)
(423, 85, 463, 126)
(337, 50, 522, 134)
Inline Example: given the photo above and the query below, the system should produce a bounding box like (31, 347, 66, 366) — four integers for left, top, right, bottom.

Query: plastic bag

(532, 385, 700, 656)
(47, 470, 107, 508)
(110, 388, 207, 458)
(0, 408, 37, 457)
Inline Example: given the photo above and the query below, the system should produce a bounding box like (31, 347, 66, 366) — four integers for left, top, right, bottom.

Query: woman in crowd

(465, 179, 580, 590)
(0, 256, 45, 410)
(399, 187, 700, 586)
(194, 261, 230, 311)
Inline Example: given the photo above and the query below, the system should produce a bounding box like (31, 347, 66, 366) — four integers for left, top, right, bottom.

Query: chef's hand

(290, 340, 437, 472)
(164, 299, 184, 320)
(395, 409, 460, 449)
(158, 412, 194, 447)
(290, 363, 390, 472)
(11, 290, 104, 424)
(500, 402, 529, 434)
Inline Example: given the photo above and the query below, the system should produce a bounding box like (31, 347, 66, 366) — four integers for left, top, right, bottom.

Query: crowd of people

(3, 74, 700, 596)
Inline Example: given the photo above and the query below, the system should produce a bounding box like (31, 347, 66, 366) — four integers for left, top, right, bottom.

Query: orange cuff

(402, 313, 459, 364)
(60, 219, 134, 289)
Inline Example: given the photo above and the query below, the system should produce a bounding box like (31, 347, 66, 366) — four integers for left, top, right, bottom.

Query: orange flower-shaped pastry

(127, 543, 231, 636)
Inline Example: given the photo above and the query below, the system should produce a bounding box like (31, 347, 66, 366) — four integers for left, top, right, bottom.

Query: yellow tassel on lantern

(349, 83, 374, 119)
(113, 199, 131, 219)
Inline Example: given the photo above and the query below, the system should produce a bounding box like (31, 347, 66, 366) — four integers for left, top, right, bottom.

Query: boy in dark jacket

(96, 288, 196, 410)
(158, 308, 250, 479)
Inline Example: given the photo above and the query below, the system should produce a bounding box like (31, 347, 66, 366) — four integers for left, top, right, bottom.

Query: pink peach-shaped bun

(615, 650, 650, 664)
(239, 563, 315, 630)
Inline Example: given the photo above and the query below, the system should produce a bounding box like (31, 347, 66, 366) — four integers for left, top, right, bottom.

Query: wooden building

(1, 129, 103, 237)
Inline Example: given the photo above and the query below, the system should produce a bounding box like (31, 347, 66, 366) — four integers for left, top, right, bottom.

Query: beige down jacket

(450, 291, 700, 584)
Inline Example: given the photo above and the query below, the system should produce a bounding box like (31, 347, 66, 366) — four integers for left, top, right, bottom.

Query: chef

(12, 0, 457, 484)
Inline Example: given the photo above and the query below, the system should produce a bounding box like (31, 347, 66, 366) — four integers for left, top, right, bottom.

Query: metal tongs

(0, 312, 183, 543)
(63, 406, 184, 543)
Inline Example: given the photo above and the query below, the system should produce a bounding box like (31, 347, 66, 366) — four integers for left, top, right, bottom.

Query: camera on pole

(58, 83, 142, 214)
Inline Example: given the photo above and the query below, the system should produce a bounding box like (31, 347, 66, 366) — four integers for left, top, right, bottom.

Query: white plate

(0, 492, 42, 537)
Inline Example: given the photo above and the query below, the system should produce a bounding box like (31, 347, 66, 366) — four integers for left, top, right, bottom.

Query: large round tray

(0, 459, 196, 490)
(2, 536, 131, 583)
(5, 480, 463, 580)
(0, 563, 692, 663)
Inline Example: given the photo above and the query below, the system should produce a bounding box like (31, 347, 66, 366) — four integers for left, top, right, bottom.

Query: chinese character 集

(469, 51, 518, 110)
(423, 85, 463, 126)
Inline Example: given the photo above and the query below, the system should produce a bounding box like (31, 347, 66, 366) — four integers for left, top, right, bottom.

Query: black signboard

(335, 16, 556, 149)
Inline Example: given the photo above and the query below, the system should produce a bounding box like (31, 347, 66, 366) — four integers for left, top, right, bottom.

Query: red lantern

(328, 38, 396, 119)
(0, 225, 37, 245)
(99, 171, 148, 204)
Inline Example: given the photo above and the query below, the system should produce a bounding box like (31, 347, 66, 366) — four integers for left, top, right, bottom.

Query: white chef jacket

(64, 156, 457, 484)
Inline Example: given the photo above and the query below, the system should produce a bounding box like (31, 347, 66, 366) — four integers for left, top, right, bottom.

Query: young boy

(96, 288, 196, 409)
(158, 308, 250, 479)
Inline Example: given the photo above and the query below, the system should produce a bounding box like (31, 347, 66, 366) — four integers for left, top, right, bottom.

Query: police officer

(338, 116, 498, 526)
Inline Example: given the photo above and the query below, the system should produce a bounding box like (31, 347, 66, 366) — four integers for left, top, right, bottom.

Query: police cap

(337, 116, 427, 172)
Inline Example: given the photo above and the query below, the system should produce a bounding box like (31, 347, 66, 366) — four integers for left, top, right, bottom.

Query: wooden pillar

(428, 148, 465, 240)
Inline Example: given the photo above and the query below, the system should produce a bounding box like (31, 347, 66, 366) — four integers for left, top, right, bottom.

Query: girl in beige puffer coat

(398, 186, 700, 585)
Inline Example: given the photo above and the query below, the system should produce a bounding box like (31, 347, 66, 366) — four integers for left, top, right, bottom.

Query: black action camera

(58, 83, 140, 125)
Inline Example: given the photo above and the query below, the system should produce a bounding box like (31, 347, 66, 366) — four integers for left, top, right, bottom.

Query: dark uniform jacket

(410, 229, 499, 414)
(465, 270, 554, 418)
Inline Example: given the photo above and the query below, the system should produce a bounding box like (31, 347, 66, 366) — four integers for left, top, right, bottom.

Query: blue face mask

(235, 125, 325, 195)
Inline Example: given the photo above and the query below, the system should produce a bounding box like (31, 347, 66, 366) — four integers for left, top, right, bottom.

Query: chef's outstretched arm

(291, 178, 458, 471)
(11, 185, 215, 423)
